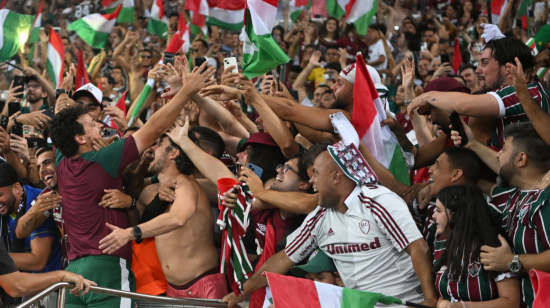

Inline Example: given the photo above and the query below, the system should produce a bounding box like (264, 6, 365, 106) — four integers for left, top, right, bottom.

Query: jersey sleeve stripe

(361, 197, 409, 249)
(367, 197, 410, 246)
(285, 210, 325, 257)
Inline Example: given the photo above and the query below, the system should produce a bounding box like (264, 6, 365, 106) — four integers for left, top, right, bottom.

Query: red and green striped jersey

(491, 186, 550, 308)
(433, 239, 503, 302)
(55, 136, 140, 262)
(488, 82, 550, 149)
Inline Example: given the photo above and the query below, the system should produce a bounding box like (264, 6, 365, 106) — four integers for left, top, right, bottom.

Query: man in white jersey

(222, 139, 438, 307)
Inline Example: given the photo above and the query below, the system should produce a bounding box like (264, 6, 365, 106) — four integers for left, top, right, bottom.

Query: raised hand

(199, 85, 240, 101)
(5, 81, 24, 104)
(183, 63, 217, 94)
(158, 63, 183, 97)
(309, 50, 322, 67)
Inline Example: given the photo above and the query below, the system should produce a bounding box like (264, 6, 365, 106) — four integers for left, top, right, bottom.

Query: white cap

(340, 63, 385, 89)
(72, 83, 103, 109)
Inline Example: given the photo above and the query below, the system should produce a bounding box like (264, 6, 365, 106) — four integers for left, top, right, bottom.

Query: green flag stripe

(353, 1, 378, 36)
(326, 0, 346, 18)
(0, 11, 34, 62)
(147, 18, 168, 39)
(68, 19, 111, 48)
(206, 17, 242, 31)
(341, 289, 402, 308)
(388, 145, 411, 186)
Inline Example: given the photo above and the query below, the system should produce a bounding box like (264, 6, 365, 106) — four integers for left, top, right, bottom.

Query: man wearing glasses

(20, 68, 56, 114)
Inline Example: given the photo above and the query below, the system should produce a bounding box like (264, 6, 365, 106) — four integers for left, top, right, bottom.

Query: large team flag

(0, 9, 34, 62)
(265, 272, 403, 308)
(241, 0, 290, 79)
(483, 0, 508, 24)
(289, 0, 311, 23)
(184, 0, 209, 35)
(46, 28, 65, 89)
(147, 0, 169, 39)
(326, 0, 377, 36)
(28, 0, 44, 44)
(352, 53, 410, 185)
(207, 0, 245, 31)
(178, 15, 191, 53)
(105, 0, 134, 24)
(68, 5, 121, 48)
(75, 50, 90, 89)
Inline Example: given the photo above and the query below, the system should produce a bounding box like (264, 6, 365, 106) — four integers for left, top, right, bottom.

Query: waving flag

(68, 5, 121, 48)
(147, 0, 168, 38)
(527, 38, 549, 79)
(265, 272, 403, 308)
(452, 37, 462, 74)
(28, 0, 44, 44)
(218, 184, 255, 294)
(207, 0, 245, 31)
(326, 0, 377, 36)
(185, 0, 209, 35)
(105, 0, 134, 24)
(47, 28, 65, 89)
(75, 50, 90, 89)
(289, 0, 311, 23)
(482, 0, 508, 24)
(352, 53, 409, 185)
(0, 9, 34, 61)
(241, 0, 290, 79)
(178, 16, 191, 53)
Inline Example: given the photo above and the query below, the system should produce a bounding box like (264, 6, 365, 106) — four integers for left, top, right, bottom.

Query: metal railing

(15, 282, 228, 308)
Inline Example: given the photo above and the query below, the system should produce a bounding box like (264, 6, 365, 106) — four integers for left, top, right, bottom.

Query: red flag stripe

(351, 55, 379, 139)
(104, 4, 122, 20)
(452, 37, 462, 74)
(184, 0, 201, 11)
(75, 50, 90, 89)
(155, 0, 165, 19)
(49, 28, 65, 86)
(266, 273, 323, 308)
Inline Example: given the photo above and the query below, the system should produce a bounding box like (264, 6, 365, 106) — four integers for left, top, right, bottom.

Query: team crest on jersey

(518, 202, 530, 221)
(437, 265, 447, 274)
(359, 220, 370, 235)
(468, 261, 481, 277)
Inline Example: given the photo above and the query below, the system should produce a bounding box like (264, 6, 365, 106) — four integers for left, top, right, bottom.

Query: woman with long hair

(319, 17, 340, 45)
(432, 185, 520, 308)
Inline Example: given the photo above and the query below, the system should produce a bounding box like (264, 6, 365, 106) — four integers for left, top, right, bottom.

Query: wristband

(13, 114, 21, 126)
(130, 198, 137, 209)
(151, 174, 159, 184)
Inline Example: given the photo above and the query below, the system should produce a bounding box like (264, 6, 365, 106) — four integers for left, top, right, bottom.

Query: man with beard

(20, 74, 54, 113)
(98, 132, 224, 299)
(472, 122, 550, 308)
(14, 148, 70, 268)
(407, 37, 550, 150)
(222, 148, 438, 308)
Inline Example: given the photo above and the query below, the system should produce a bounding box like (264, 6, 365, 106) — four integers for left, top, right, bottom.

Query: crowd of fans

(0, 0, 550, 308)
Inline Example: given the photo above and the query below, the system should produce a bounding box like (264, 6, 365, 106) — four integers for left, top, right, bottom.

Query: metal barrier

(15, 282, 227, 308)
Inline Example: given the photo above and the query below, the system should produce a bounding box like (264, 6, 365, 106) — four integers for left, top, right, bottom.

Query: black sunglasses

(140, 54, 152, 59)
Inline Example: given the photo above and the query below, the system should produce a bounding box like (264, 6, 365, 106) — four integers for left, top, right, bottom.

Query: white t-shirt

(285, 184, 424, 306)
(367, 40, 387, 71)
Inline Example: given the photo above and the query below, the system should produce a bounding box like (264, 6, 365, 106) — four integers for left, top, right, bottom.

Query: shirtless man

(99, 132, 225, 299)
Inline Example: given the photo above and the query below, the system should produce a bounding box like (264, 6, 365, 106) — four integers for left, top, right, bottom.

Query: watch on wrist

(509, 254, 522, 273)
(133, 226, 143, 244)
(13, 114, 21, 125)
(56, 89, 70, 99)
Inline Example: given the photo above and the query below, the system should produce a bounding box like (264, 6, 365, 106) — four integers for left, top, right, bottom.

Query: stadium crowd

(1, 0, 550, 308)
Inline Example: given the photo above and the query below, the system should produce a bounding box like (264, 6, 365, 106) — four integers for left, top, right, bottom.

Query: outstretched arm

(407, 92, 500, 118)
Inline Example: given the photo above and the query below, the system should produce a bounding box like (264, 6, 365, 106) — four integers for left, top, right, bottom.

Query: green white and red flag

(0, 9, 34, 62)
(105, 0, 134, 24)
(47, 28, 65, 89)
(178, 14, 191, 53)
(527, 38, 548, 79)
(67, 5, 121, 48)
(265, 272, 403, 308)
(289, 0, 311, 23)
(110, 90, 127, 130)
(28, 0, 43, 44)
(147, 0, 168, 38)
(241, 0, 290, 79)
(184, 0, 209, 35)
(207, 0, 245, 31)
(326, 0, 377, 36)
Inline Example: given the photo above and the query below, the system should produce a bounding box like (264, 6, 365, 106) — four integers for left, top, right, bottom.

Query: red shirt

(250, 209, 294, 256)
(55, 136, 140, 261)
(335, 37, 369, 65)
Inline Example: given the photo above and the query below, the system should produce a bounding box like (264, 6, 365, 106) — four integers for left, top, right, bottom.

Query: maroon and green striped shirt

(491, 186, 550, 308)
(433, 239, 505, 302)
(488, 82, 550, 149)
(55, 136, 140, 262)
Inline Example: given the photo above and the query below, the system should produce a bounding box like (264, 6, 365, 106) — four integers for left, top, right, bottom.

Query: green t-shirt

(20, 103, 48, 114)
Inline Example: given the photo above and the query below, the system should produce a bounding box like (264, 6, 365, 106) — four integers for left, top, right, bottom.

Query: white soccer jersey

(285, 184, 424, 306)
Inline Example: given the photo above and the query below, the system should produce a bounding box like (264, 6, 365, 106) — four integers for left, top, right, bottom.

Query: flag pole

(403, 302, 436, 308)
(487, 0, 493, 24)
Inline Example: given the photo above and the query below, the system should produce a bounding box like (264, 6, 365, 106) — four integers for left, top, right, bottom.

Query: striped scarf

(217, 183, 255, 294)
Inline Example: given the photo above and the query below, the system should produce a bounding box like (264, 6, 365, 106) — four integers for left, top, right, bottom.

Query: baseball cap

(291, 249, 337, 277)
(535, 24, 550, 52)
(72, 83, 104, 110)
(237, 132, 279, 153)
(0, 163, 19, 188)
(340, 63, 387, 94)
(418, 77, 471, 115)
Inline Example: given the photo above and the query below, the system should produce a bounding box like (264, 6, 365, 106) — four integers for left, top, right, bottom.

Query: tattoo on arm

(21, 217, 34, 231)
(431, 98, 436, 101)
